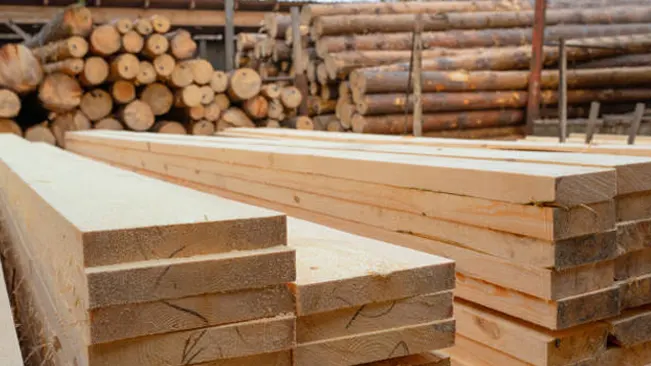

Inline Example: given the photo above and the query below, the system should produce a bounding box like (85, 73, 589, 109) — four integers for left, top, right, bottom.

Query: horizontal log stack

(65, 129, 651, 365)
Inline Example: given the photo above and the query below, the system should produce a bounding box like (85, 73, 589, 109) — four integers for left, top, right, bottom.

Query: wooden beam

(0, 258, 22, 365)
(224, 0, 235, 71)
(607, 306, 651, 347)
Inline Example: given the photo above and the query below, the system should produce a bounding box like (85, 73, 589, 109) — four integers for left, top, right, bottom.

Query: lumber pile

(65, 129, 651, 365)
(0, 245, 22, 365)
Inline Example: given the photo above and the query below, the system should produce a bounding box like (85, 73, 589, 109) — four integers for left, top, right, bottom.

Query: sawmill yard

(1, 0, 651, 365)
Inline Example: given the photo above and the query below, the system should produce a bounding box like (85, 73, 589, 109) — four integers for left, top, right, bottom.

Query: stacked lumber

(65, 129, 651, 365)
(0, 134, 297, 365)
(0, 245, 22, 365)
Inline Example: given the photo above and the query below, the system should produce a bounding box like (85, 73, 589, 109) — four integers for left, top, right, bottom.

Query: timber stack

(66, 128, 651, 365)
(253, 0, 651, 138)
(1, 4, 280, 145)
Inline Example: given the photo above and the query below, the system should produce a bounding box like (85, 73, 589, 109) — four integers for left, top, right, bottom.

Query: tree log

(32, 36, 88, 62)
(307, 96, 336, 116)
(136, 61, 157, 85)
(227, 68, 262, 101)
(199, 86, 215, 105)
(242, 95, 269, 120)
(141, 83, 174, 116)
(168, 63, 194, 88)
(121, 31, 145, 54)
(50, 110, 88, 147)
(0, 89, 20, 118)
(112, 18, 134, 34)
(188, 120, 215, 135)
(183, 59, 214, 85)
(220, 107, 255, 127)
(280, 86, 303, 109)
(283, 116, 313, 129)
(143, 34, 170, 59)
(203, 102, 222, 121)
(153, 54, 176, 78)
(236, 33, 266, 52)
(25, 4, 92, 48)
(264, 13, 291, 39)
(320, 84, 339, 101)
(187, 105, 205, 120)
(0, 119, 21, 136)
(285, 25, 309, 46)
(336, 101, 355, 129)
(424, 126, 525, 139)
(150, 15, 172, 34)
(95, 118, 124, 130)
(175, 84, 203, 107)
(111, 80, 136, 104)
(272, 42, 292, 62)
(25, 123, 55, 144)
(210, 71, 229, 93)
(261, 84, 282, 99)
(263, 119, 281, 128)
(110, 53, 140, 81)
(134, 18, 154, 36)
(153, 120, 186, 134)
(577, 53, 651, 69)
(0, 44, 43, 94)
(80, 89, 113, 121)
(311, 115, 337, 131)
(214, 93, 231, 111)
(90, 24, 121, 57)
(120, 100, 155, 131)
(267, 99, 285, 120)
(167, 30, 197, 60)
(79, 57, 109, 86)
(42, 58, 84, 76)
(38, 73, 82, 112)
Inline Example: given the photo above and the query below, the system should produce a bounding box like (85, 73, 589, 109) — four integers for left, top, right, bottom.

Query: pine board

(0, 255, 25, 365)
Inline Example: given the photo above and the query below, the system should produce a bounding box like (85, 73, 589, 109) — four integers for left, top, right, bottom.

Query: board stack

(0, 134, 297, 365)
(65, 129, 651, 365)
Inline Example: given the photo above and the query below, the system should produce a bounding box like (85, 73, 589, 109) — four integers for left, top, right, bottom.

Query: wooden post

(291, 7, 309, 117)
(584, 101, 600, 144)
(525, 0, 546, 135)
(558, 38, 567, 143)
(412, 14, 423, 137)
(225, 0, 235, 71)
(628, 103, 645, 145)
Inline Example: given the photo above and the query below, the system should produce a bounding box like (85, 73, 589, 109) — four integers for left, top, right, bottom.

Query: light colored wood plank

(615, 247, 651, 281)
(361, 351, 451, 366)
(297, 291, 453, 343)
(86, 245, 295, 308)
(66, 139, 618, 271)
(0, 256, 27, 365)
(616, 191, 651, 222)
(67, 130, 618, 206)
(293, 319, 455, 366)
(442, 335, 532, 366)
(90, 284, 295, 344)
(197, 351, 292, 366)
(88, 314, 295, 366)
(607, 305, 651, 347)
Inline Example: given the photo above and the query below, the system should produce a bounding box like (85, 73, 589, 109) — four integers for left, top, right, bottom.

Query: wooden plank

(619, 273, 651, 310)
(64, 140, 618, 301)
(88, 314, 295, 365)
(297, 291, 453, 343)
(293, 319, 455, 366)
(66, 131, 618, 206)
(442, 335, 537, 366)
(361, 351, 450, 366)
(615, 218, 651, 254)
(607, 305, 651, 347)
(615, 247, 651, 281)
(595, 342, 651, 366)
(455, 300, 607, 366)
(190, 351, 292, 366)
(616, 191, 651, 222)
(0, 258, 24, 365)
(90, 284, 295, 344)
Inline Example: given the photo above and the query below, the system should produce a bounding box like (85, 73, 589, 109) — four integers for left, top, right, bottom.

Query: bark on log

(153, 54, 176, 78)
(199, 86, 215, 105)
(24, 123, 55, 144)
(110, 53, 140, 81)
(220, 107, 255, 127)
(188, 120, 215, 135)
(38, 73, 82, 112)
(307, 96, 336, 116)
(42, 58, 84, 76)
(111, 80, 136, 104)
(0, 89, 20, 118)
(424, 126, 525, 139)
(280, 86, 303, 109)
(141, 83, 174, 116)
(80, 89, 113, 121)
(227, 68, 262, 101)
(204, 102, 222, 122)
(150, 15, 172, 34)
(577, 53, 651, 68)
(175, 84, 203, 107)
(95, 118, 124, 130)
(136, 61, 157, 85)
(122, 31, 145, 54)
(25, 4, 92, 48)
(0, 119, 20, 136)
(214, 93, 231, 111)
(32, 36, 88, 62)
(134, 18, 154, 36)
(236, 33, 266, 52)
(79, 57, 109, 86)
(167, 30, 197, 60)
(351, 109, 524, 134)
(183, 59, 214, 85)
(168, 63, 194, 88)
(120, 100, 155, 131)
(112, 18, 134, 34)
(210, 71, 229, 93)
(0, 44, 43, 94)
(143, 34, 170, 59)
(242, 95, 269, 119)
(153, 120, 186, 134)
(90, 25, 121, 57)
(321, 84, 339, 101)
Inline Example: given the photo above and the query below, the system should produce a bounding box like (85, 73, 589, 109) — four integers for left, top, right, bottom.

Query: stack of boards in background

(66, 128, 651, 365)
(0, 4, 292, 146)
(242, 0, 651, 138)
(0, 134, 456, 365)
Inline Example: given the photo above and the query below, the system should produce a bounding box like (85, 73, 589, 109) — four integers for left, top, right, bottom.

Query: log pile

(69, 128, 651, 365)
(248, 0, 651, 137)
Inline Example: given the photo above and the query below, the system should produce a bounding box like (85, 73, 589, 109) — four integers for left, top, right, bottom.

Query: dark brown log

(214, 93, 231, 111)
(203, 102, 222, 122)
(153, 120, 186, 134)
(242, 95, 269, 120)
(423, 126, 525, 139)
(111, 80, 136, 104)
(121, 31, 145, 54)
(267, 99, 285, 120)
(280, 86, 303, 109)
(167, 30, 197, 60)
(311, 6, 651, 38)
(261, 84, 282, 99)
(0, 119, 21, 136)
(351, 109, 524, 134)
(227, 68, 262, 101)
(25, 4, 92, 48)
(0, 89, 20, 118)
(32, 36, 88, 62)
(136, 61, 157, 85)
(143, 34, 170, 59)
(210, 71, 229, 93)
(184, 59, 214, 85)
(110, 53, 140, 81)
(168, 63, 194, 88)
(264, 13, 291, 39)
(120, 100, 155, 131)
(175, 84, 203, 107)
(153, 54, 176, 78)
(307, 97, 336, 116)
(199, 86, 215, 105)
(42, 58, 84, 76)
(188, 120, 215, 135)
(90, 25, 121, 57)
(220, 107, 255, 128)
(38, 73, 81, 112)
(576, 53, 651, 69)
(357, 88, 651, 115)
(307, 61, 317, 83)
(150, 15, 172, 34)
(0, 44, 43, 94)
(24, 123, 55, 144)
(95, 118, 124, 130)
(80, 57, 109, 86)
(321, 84, 339, 101)
(80, 89, 113, 121)
(134, 18, 154, 36)
(141, 83, 174, 116)
(112, 18, 134, 34)
(236, 33, 266, 52)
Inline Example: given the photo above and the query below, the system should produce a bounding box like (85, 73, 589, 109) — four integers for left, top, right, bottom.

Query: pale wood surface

(442, 335, 532, 366)
(361, 351, 450, 366)
(0, 258, 23, 365)
(196, 351, 292, 366)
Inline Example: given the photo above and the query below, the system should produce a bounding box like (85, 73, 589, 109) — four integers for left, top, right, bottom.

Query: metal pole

(525, 0, 546, 135)
(584, 101, 600, 144)
(291, 7, 309, 116)
(558, 38, 567, 143)
(628, 103, 645, 145)
(224, 0, 235, 71)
